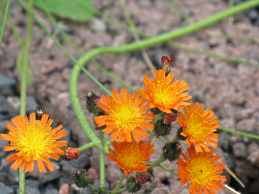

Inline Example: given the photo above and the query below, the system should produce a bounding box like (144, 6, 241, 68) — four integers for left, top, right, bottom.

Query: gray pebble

(0, 182, 14, 194)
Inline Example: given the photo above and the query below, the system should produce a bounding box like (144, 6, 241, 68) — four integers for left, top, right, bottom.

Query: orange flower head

(178, 148, 226, 194)
(177, 103, 220, 152)
(142, 69, 191, 113)
(0, 113, 68, 173)
(95, 89, 154, 142)
(108, 141, 154, 175)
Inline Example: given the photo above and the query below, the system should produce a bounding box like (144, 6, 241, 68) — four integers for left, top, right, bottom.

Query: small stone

(25, 186, 40, 194)
(44, 185, 58, 194)
(219, 133, 230, 151)
(248, 143, 259, 167)
(151, 187, 170, 194)
(0, 74, 16, 96)
(27, 96, 38, 112)
(233, 142, 247, 158)
(0, 182, 13, 194)
(59, 183, 70, 194)
(38, 164, 61, 184)
(91, 19, 106, 32)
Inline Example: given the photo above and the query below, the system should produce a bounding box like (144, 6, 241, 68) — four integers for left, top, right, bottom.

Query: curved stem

(69, 0, 259, 147)
(79, 142, 97, 152)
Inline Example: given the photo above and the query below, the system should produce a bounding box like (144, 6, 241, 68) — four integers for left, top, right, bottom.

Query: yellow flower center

(185, 116, 208, 141)
(116, 144, 145, 170)
(17, 121, 52, 160)
(153, 85, 173, 106)
(113, 105, 142, 129)
(188, 156, 216, 186)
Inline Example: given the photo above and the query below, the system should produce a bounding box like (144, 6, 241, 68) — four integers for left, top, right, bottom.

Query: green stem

(99, 132, 106, 190)
(219, 127, 259, 141)
(0, 0, 11, 42)
(78, 142, 97, 152)
(18, 169, 25, 194)
(19, 0, 33, 193)
(69, 0, 259, 148)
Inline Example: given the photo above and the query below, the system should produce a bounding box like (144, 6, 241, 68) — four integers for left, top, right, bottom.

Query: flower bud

(74, 169, 93, 188)
(163, 112, 177, 125)
(86, 92, 102, 115)
(126, 176, 141, 193)
(135, 173, 151, 184)
(154, 119, 171, 136)
(161, 55, 174, 74)
(65, 147, 80, 160)
(162, 141, 181, 161)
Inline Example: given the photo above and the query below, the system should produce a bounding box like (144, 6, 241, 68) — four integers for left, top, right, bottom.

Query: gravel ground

(1, 0, 259, 193)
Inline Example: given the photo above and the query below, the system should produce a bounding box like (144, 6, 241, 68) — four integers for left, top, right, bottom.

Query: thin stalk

(0, 0, 11, 42)
(99, 132, 106, 190)
(219, 127, 259, 141)
(18, 0, 33, 193)
(69, 0, 259, 149)
(78, 142, 97, 152)
(81, 67, 111, 95)
(18, 169, 25, 194)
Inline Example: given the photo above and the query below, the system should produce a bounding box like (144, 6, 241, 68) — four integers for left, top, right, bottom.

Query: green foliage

(33, 0, 96, 22)
(0, 0, 11, 42)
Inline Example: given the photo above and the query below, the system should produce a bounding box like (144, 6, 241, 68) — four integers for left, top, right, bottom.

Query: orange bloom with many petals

(0, 113, 68, 172)
(108, 141, 154, 175)
(95, 89, 154, 142)
(178, 148, 226, 194)
(142, 69, 191, 113)
(177, 103, 219, 152)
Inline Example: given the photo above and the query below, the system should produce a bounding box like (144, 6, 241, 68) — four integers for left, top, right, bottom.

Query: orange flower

(142, 69, 191, 113)
(178, 148, 226, 194)
(177, 103, 219, 152)
(95, 89, 154, 142)
(108, 141, 154, 175)
(0, 113, 68, 172)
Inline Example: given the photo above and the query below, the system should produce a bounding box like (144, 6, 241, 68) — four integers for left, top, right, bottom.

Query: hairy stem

(18, 0, 33, 193)
(79, 142, 97, 152)
(0, 0, 11, 42)
(219, 127, 259, 141)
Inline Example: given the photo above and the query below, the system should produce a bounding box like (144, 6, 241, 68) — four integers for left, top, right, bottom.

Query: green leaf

(33, 0, 96, 22)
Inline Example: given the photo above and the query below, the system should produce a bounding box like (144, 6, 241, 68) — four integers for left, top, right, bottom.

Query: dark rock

(38, 163, 61, 184)
(248, 179, 259, 194)
(24, 186, 40, 194)
(0, 75, 16, 96)
(44, 185, 58, 194)
(219, 133, 230, 151)
(248, 143, 259, 167)
(0, 182, 14, 194)
(233, 142, 247, 158)
(0, 96, 15, 120)
(26, 96, 38, 112)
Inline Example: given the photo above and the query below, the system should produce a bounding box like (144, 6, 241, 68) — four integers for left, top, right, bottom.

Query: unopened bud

(135, 173, 151, 184)
(65, 147, 80, 160)
(163, 112, 177, 125)
(161, 55, 174, 74)
(162, 142, 181, 161)
(154, 119, 171, 136)
(86, 92, 102, 115)
(74, 169, 92, 188)
(126, 176, 141, 193)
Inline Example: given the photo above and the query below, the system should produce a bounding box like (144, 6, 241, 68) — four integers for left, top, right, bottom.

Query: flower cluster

(94, 56, 226, 193)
